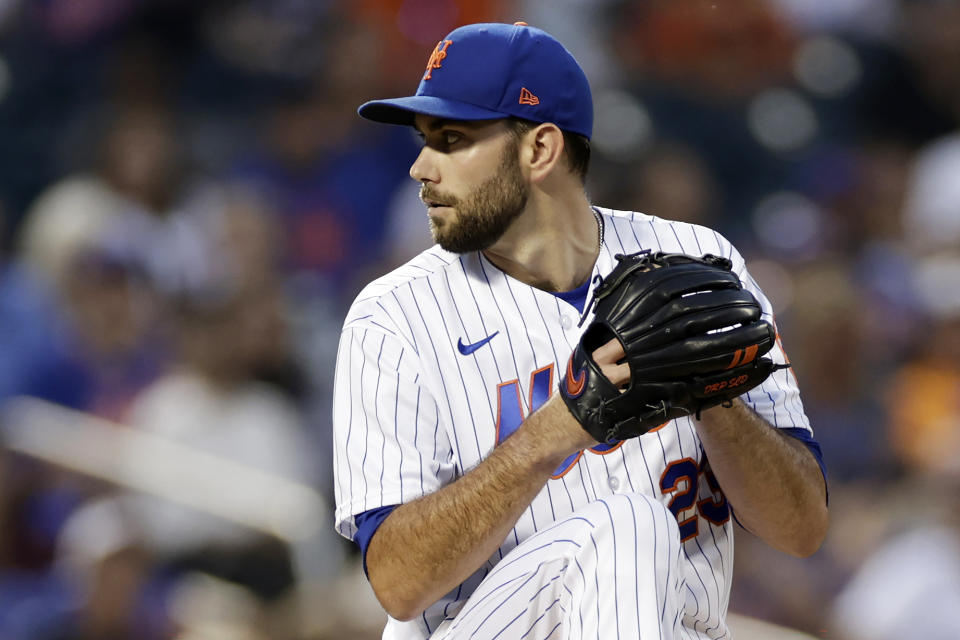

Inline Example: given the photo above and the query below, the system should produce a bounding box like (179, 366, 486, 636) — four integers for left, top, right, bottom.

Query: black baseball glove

(559, 251, 787, 443)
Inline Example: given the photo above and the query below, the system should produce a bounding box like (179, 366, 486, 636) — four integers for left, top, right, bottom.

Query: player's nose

(409, 146, 439, 183)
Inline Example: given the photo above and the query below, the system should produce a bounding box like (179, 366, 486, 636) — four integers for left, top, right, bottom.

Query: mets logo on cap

(423, 39, 453, 81)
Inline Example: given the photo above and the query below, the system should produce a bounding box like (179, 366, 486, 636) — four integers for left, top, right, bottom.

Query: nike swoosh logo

(457, 331, 499, 355)
(564, 354, 586, 397)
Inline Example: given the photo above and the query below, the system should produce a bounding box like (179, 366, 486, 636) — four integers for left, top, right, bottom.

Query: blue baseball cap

(358, 22, 593, 139)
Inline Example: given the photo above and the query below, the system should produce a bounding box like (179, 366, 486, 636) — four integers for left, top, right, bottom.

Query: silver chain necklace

(591, 207, 603, 253)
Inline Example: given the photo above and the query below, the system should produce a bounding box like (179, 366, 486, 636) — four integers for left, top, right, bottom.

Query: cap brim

(358, 96, 508, 127)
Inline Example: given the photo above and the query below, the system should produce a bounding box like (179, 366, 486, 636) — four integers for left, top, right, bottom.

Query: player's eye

(414, 129, 464, 151)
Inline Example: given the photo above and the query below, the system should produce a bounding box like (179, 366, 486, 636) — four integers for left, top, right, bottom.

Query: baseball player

(333, 22, 828, 639)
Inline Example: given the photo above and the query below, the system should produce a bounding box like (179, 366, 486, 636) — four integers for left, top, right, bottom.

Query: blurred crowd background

(0, 0, 958, 638)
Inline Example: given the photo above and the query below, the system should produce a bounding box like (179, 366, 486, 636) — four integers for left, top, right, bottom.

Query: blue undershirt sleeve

(353, 504, 399, 576)
(781, 427, 829, 503)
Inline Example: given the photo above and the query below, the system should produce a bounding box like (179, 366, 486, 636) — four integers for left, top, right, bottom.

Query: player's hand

(536, 337, 628, 456)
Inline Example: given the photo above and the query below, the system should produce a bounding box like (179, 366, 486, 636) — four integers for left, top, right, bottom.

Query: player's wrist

(499, 396, 596, 476)
(526, 395, 599, 459)
(694, 397, 747, 430)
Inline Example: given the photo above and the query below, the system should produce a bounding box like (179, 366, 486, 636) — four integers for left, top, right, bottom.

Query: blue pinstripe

(519, 597, 562, 638)
(392, 346, 405, 500)
(413, 387, 423, 496)
(406, 279, 466, 473)
(599, 502, 623, 640)
(355, 331, 370, 510)
(424, 276, 486, 461)
(459, 255, 505, 381)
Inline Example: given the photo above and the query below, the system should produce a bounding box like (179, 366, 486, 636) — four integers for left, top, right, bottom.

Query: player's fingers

(593, 337, 629, 388)
(592, 337, 625, 365)
(598, 361, 630, 388)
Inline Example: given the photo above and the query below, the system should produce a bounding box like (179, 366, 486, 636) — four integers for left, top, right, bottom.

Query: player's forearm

(366, 395, 593, 621)
(695, 399, 828, 557)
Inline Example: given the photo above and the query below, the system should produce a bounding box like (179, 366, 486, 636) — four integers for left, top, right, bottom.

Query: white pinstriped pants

(430, 493, 686, 640)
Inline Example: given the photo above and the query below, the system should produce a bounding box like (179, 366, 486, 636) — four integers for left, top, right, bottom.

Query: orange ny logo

(423, 40, 453, 80)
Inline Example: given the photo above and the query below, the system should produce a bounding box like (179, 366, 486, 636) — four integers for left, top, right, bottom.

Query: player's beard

(422, 139, 528, 254)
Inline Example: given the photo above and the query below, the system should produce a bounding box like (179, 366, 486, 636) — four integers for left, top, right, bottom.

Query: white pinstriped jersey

(333, 207, 811, 639)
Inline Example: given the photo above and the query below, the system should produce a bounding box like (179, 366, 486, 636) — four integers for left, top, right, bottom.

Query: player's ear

(523, 123, 565, 184)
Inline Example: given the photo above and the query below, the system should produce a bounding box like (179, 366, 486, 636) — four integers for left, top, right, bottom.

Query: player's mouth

(423, 197, 453, 211)
(421, 187, 457, 212)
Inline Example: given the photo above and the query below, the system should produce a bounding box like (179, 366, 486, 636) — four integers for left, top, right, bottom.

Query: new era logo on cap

(357, 22, 593, 139)
(519, 87, 539, 105)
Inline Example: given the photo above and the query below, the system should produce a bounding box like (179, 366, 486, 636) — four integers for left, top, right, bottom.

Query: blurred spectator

(828, 474, 960, 639)
(833, 141, 923, 371)
(899, 0, 960, 124)
(118, 282, 323, 636)
(603, 0, 813, 242)
(830, 141, 911, 253)
(18, 105, 218, 297)
(768, 0, 898, 39)
(595, 142, 720, 227)
(39, 498, 168, 640)
(826, 202, 960, 637)
(902, 132, 960, 255)
(839, 0, 960, 149)
(783, 260, 897, 482)
(4, 156, 163, 418)
(519, 0, 621, 89)
(0, 206, 161, 637)
(229, 17, 420, 303)
(885, 268, 960, 477)
(200, 0, 332, 78)
(0, 202, 68, 403)
(353, 0, 508, 91)
(610, 0, 797, 98)
(21, 245, 162, 420)
(0, 454, 92, 631)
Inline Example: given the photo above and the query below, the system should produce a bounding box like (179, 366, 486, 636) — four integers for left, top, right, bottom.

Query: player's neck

(482, 188, 598, 292)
